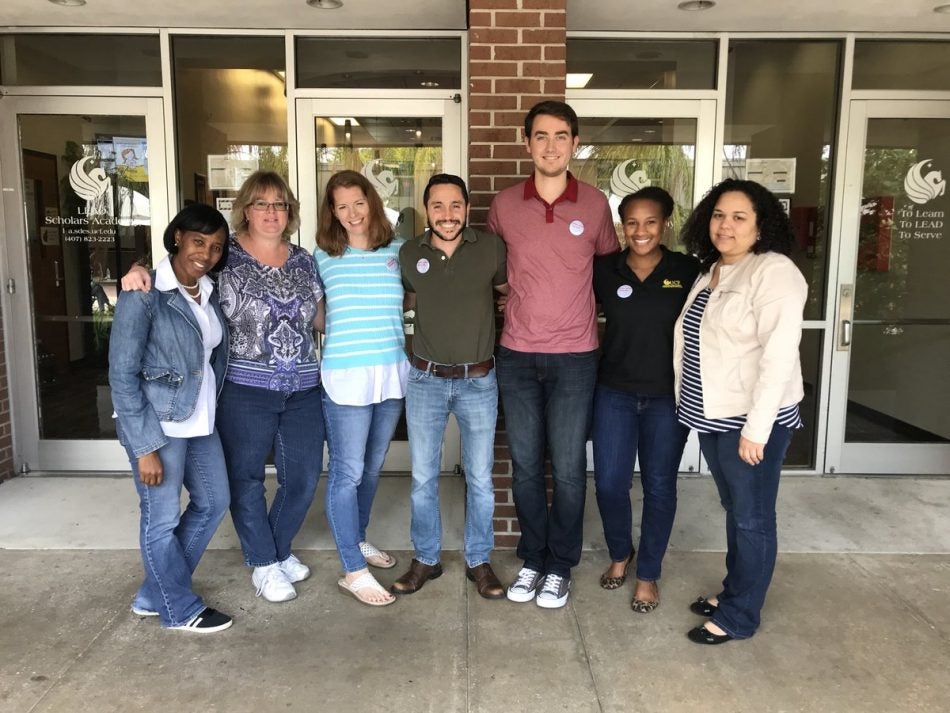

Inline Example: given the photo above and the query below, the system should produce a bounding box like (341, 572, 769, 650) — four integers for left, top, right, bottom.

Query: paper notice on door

(745, 158, 796, 194)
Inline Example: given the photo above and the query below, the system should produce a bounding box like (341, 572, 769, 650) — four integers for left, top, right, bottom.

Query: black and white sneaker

(535, 573, 570, 609)
(507, 567, 543, 603)
(169, 607, 233, 634)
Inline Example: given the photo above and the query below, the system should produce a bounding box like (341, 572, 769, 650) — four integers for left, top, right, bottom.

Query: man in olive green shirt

(391, 174, 509, 599)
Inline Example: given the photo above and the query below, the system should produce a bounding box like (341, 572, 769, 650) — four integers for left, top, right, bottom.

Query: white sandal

(359, 541, 397, 569)
(337, 573, 395, 607)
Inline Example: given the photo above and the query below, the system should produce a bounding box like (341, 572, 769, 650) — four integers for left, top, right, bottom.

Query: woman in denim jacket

(109, 204, 233, 633)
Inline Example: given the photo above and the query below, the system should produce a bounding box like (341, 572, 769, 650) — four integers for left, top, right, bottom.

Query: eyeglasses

(250, 200, 289, 212)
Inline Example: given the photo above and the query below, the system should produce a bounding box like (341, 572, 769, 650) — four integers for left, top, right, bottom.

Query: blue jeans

(406, 366, 497, 567)
(495, 346, 598, 578)
(217, 382, 324, 567)
(121, 430, 230, 627)
(591, 385, 688, 581)
(699, 423, 793, 639)
(323, 394, 404, 573)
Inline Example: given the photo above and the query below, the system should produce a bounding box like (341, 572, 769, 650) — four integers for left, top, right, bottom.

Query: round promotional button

(416, 258, 430, 274)
(617, 284, 633, 299)
(569, 219, 585, 236)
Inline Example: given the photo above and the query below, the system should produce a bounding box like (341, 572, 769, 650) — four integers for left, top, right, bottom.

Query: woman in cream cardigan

(673, 178, 807, 644)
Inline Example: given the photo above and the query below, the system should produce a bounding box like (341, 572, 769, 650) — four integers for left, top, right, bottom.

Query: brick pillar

(468, 0, 567, 548)
(0, 310, 13, 482)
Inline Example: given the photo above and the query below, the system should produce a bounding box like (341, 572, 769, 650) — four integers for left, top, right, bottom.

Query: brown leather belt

(411, 354, 494, 379)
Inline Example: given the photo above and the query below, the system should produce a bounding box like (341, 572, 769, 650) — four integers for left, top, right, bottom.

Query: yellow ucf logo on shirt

(662, 279, 683, 289)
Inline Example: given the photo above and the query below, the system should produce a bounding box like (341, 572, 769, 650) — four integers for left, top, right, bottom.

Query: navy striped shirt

(678, 288, 802, 434)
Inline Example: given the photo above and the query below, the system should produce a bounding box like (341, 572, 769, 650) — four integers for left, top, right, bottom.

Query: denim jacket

(108, 272, 229, 458)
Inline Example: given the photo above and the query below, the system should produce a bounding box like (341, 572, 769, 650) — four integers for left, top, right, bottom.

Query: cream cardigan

(673, 251, 807, 444)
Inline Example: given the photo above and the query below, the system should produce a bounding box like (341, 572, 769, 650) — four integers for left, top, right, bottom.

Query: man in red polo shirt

(487, 100, 619, 608)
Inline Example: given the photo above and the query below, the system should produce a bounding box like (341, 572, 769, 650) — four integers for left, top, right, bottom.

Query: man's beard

(429, 220, 466, 242)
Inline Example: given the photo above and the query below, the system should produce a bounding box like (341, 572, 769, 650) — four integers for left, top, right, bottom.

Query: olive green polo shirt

(400, 226, 507, 365)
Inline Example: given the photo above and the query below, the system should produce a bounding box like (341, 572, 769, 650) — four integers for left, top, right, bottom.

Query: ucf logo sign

(904, 159, 946, 205)
(896, 159, 946, 242)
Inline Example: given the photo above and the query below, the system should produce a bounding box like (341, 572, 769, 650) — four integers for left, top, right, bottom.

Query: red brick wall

(468, 0, 567, 548)
(0, 309, 13, 482)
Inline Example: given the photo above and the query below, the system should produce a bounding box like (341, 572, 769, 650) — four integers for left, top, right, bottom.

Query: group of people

(109, 100, 807, 645)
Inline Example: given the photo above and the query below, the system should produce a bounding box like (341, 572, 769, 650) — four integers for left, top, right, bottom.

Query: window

(0, 34, 161, 86)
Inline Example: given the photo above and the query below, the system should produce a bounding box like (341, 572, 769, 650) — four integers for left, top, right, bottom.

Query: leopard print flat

(598, 550, 635, 590)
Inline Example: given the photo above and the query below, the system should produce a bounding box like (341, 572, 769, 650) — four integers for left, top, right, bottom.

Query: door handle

(837, 284, 854, 351)
(53, 260, 63, 288)
(841, 319, 852, 347)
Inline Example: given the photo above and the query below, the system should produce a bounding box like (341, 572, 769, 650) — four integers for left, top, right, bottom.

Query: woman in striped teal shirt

(315, 170, 408, 607)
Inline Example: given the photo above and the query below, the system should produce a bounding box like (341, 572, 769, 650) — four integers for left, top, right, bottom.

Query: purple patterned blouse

(217, 235, 323, 392)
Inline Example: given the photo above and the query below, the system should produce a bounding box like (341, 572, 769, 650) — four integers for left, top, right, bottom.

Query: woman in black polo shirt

(592, 186, 700, 612)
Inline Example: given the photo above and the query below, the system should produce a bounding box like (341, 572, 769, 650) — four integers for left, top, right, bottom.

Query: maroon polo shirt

(487, 172, 619, 353)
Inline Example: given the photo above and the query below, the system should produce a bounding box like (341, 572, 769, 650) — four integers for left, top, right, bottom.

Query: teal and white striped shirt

(314, 241, 406, 371)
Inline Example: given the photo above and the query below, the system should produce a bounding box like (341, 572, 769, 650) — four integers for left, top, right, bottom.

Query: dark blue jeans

(495, 346, 598, 578)
(699, 423, 793, 639)
(591, 385, 688, 581)
(217, 382, 325, 567)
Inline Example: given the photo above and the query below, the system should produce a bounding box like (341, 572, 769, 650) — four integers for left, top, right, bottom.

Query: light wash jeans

(323, 394, 404, 573)
(406, 366, 498, 567)
(121, 429, 230, 628)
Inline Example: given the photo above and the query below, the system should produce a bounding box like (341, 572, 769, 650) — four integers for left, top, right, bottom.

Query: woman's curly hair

(681, 178, 794, 272)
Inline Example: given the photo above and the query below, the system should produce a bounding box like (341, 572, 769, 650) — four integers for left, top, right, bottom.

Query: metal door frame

(0, 95, 168, 472)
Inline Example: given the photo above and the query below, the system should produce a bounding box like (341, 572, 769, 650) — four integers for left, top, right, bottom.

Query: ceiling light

(420, 81, 440, 88)
(329, 117, 359, 127)
(307, 0, 343, 8)
(47, 0, 86, 6)
(677, 1, 715, 10)
(934, 3, 950, 12)
(566, 73, 593, 89)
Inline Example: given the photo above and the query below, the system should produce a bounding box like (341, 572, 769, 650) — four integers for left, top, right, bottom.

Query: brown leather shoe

(390, 559, 443, 595)
(466, 563, 506, 600)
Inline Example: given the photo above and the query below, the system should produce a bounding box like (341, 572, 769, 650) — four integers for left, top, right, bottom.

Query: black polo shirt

(593, 246, 700, 395)
(400, 226, 507, 365)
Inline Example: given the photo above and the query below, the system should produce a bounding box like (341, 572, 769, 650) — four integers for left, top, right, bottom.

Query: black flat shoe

(687, 624, 733, 645)
(689, 596, 718, 616)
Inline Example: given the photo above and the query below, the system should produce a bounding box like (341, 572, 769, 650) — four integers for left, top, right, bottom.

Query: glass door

(570, 98, 718, 474)
(0, 96, 167, 471)
(827, 100, 950, 474)
(295, 97, 462, 471)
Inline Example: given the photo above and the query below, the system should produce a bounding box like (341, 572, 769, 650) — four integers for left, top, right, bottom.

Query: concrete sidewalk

(1, 475, 948, 712)
(1, 549, 948, 713)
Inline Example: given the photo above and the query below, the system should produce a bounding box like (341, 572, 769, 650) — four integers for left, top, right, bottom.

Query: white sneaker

(252, 563, 297, 602)
(277, 553, 311, 583)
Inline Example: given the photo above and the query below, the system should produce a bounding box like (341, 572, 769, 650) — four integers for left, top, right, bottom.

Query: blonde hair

(316, 170, 393, 257)
(230, 170, 301, 240)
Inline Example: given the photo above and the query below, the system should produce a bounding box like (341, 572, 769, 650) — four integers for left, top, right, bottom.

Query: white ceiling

(1, 0, 949, 33)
